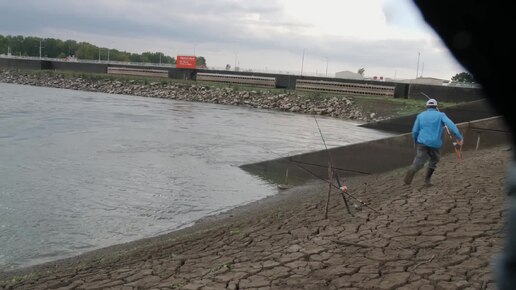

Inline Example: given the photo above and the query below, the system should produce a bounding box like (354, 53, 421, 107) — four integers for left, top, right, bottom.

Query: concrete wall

(0, 58, 42, 70)
(193, 70, 400, 91)
(360, 99, 499, 134)
(174, 68, 197, 80)
(393, 83, 409, 98)
(50, 61, 108, 74)
(240, 116, 511, 185)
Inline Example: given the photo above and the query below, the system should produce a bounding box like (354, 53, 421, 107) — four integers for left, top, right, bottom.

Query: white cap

(426, 98, 438, 107)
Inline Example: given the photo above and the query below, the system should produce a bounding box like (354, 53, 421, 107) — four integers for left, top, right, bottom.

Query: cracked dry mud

(0, 145, 510, 290)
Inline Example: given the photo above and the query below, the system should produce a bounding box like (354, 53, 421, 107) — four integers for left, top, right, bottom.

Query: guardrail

(296, 79, 395, 97)
(0, 55, 176, 69)
(196, 72, 276, 87)
(107, 66, 169, 78)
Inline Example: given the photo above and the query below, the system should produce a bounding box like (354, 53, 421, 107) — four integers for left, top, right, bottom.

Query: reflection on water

(0, 83, 392, 270)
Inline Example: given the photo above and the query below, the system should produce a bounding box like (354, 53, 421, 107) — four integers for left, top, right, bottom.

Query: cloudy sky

(0, 0, 465, 80)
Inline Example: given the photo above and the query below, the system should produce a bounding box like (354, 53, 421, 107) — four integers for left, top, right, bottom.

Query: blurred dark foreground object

(412, 1, 515, 289)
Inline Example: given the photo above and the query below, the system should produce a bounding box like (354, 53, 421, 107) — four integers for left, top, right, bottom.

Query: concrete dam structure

(1, 56, 486, 102)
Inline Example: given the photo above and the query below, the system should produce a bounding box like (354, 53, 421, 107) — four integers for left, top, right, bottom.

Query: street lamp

(325, 57, 328, 77)
(301, 48, 305, 76)
(415, 52, 421, 79)
(234, 52, 238, 71)
(38, 40, 44, 59)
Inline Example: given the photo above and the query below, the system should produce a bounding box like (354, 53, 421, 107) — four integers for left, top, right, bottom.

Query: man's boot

(425, 168, 435, 186)
(404, 168, 416, 185)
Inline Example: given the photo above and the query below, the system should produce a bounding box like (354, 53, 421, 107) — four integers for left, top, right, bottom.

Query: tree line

(0, 34, 207, 67)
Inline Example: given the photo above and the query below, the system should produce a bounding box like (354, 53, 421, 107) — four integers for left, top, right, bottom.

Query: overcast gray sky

(0, 0, 465, 80)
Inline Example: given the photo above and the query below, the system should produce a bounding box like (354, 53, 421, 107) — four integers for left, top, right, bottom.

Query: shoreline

(0, 145, 509, 289)
(0, 180, 319, 278)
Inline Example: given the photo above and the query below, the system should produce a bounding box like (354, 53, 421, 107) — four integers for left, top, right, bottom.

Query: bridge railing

(0, 55, 177, 69)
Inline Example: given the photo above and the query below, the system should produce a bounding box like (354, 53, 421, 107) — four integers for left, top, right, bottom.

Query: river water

(0, 82, 392, 271)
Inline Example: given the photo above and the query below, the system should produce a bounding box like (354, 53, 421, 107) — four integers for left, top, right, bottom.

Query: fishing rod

(287, 155, 379, 214)
(314, 116, 353, 216)
(244, 135, 447, 252)
(243, 141, 434, 252)
(290, 159, 370, 175)
(248, 140, 379, 214)
(420, 92, 462, 160)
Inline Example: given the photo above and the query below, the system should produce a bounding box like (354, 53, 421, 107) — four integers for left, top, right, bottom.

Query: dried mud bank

(0, 145, 511, 290)
(0, 68, 383, 122)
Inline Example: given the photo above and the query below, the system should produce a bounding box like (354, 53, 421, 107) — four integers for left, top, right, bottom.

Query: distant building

(446, 82, 481, 88)
(335, 70, 364, 80)
(398, 77, 449, 85)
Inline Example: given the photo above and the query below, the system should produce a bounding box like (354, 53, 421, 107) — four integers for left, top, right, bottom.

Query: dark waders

(404, 144, 440, 185)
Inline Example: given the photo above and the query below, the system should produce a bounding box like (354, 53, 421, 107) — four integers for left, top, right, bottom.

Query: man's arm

(442, 113, 463, 144)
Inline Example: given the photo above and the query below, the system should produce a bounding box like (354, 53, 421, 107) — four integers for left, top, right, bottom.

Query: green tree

(76, 42, 97, 60)
(139, 52, 174, 64)
(0, 34, 180, 65)
(23, 36, 41, 57)
(7, 35, 25, 56)
(64, 40, 79, 56)
(196, 56, 207, 67)
(0, 35, 8, 54)
(451, 72, 476, 83)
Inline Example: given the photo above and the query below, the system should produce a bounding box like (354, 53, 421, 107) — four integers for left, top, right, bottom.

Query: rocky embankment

(0, 69, 381, 122)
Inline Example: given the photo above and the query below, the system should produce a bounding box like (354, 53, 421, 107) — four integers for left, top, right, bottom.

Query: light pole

(107, 49, 110, 62)
(39, 40, 43, 59)
(98, 47, 101, 62)
(325, 57, 328, 77)
(301, 48, 305, 76)
(234, 52, 238, 71)
(415, 52, 421, 79)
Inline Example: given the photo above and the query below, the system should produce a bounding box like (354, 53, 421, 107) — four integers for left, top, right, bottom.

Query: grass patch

(210, 262, 233, 273)
(351, 95, 462, 119)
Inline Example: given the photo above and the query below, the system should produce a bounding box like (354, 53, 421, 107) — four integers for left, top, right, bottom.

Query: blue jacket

(412, 108, 463, 149)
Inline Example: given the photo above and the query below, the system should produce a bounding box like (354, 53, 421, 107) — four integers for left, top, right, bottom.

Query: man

(403, 98, 464, 186)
